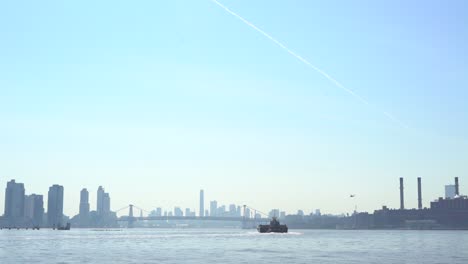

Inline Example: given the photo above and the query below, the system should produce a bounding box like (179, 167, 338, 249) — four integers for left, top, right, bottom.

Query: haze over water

(1, 229, 467, 264)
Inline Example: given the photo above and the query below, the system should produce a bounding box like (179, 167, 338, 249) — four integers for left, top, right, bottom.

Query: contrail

(211, 0, 407, 128)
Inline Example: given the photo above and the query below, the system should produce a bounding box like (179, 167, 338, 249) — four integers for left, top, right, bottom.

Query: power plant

(363, 177, 468, 229)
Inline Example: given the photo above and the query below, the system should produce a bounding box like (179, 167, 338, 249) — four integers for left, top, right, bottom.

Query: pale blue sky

(1, 0, 467, 216)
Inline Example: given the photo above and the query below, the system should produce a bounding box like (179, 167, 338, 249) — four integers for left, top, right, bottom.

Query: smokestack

(455, 177, 459, 196)
(399, 177, 404, 210)
(417, 177, 422, 210)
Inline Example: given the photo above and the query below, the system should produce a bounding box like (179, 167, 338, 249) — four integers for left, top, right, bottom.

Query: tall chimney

(417, 177, 422, 209)
(455, 177, 459, 196)
(399, 177, 405, 210)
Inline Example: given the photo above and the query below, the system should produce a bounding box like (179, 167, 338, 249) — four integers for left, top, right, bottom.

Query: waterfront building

(24, 194, 44, 226)
(4, 180, 25, 221)
(47, 184, 64, 227)
(79, 188, 90, 224)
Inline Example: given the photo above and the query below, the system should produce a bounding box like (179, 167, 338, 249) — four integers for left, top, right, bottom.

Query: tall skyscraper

(4, 179, 25, 220)
(24, 194, 44, 226)
(79, 188, 90, 221)
(102, 193, 111, 214)
(199, 189, 204, 217)
(97, 186, 105, 214)
(210, 200, 218, 217)
(47, 184, 64, 227)
(97, 186, 111, 215)
(229, 204, 236, 216)
(24, 195, 34, 218)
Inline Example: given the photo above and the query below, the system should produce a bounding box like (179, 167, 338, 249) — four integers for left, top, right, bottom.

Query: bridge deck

(118, 216, 269, 222)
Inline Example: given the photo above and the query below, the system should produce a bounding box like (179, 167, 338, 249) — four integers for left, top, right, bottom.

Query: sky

(1, 0, 468, 217)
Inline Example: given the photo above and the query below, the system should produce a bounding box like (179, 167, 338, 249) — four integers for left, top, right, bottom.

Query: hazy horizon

(1, 0, 468, 217)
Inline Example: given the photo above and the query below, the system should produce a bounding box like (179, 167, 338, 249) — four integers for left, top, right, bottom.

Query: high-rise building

(236, 206, 241, 217)
(199, 190, 204, 217)
(47, 184, 64, 227)
(97, 186, 105, 214)
(97, 186, 111, 215)
(269, 209, 280, 218)
(174, 207, 183, 217)
(210, 200, 218, 217)
(445, 185, 456, 199)
(229, 204, 236, 216)
(24, 195, 34, 218)
(103, 193, 111, 214)
(279, 211, 286, 219)
(79, 188, 90, 222)
(218, 205, 226, 216)
(24, 194, 44, 226)
(244, 207, 251, 218)
(4, 180, 25, 220)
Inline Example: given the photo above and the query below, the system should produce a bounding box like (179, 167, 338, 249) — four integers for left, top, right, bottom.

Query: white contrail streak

(211, 0, 407, 128)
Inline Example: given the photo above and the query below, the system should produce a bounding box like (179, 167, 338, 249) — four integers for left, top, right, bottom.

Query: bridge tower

(128, 204, 135, 228)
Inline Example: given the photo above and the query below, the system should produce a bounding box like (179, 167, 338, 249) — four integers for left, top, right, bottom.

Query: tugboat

(257, 217, 288, 233)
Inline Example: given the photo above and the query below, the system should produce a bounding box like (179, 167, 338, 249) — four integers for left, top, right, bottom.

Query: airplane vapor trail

(211, 0, 407, 128)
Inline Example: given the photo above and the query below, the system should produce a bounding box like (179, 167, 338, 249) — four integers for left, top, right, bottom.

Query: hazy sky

(1, 0, 467, 217)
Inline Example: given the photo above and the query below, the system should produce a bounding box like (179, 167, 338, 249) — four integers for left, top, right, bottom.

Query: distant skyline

(1, 0, 468, 216)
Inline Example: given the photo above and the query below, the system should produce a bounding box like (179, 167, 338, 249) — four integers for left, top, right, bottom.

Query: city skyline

(1, 0, 468, 216)
(1, 176, 464, 219)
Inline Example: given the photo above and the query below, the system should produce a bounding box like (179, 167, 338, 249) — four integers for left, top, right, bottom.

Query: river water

(1, 228, 467, 263)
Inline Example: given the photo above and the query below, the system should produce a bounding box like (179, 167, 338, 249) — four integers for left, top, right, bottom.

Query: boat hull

(257, 224, 288, 233)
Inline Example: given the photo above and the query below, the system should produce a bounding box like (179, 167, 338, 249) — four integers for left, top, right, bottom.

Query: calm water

(1, 228, 467, 263)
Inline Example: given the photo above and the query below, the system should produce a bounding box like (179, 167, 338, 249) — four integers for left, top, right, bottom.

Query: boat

(257, 217, 288, 233)
(57, 223, 71, 230)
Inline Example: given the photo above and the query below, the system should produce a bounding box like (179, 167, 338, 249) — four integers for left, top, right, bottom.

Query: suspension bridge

(114, 204, 270, 228)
